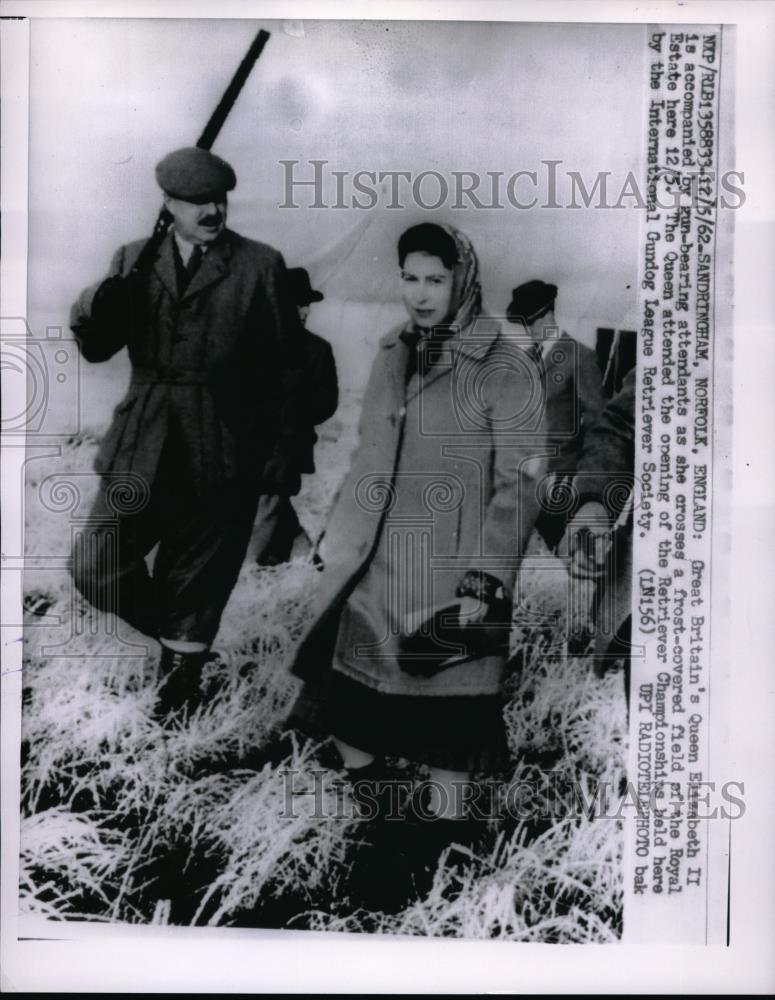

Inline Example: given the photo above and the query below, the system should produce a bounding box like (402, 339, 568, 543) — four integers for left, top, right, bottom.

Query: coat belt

(131, 367, 212, 386)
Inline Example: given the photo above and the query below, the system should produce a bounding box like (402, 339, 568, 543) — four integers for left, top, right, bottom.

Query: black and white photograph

(1, 1, 773, 994)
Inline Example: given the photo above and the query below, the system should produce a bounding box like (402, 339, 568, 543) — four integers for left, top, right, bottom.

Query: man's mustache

(198, 213, 223, 226)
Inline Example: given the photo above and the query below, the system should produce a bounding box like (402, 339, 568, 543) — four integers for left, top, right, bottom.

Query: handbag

(398, 572, 512, 678)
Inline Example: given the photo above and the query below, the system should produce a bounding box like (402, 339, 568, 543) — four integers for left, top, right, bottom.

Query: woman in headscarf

(287, 222, 546, 907)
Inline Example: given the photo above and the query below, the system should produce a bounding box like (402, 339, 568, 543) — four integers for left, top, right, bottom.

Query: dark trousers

(71, 454, 259, 644)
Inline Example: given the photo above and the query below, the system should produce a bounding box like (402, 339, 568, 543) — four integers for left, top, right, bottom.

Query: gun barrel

(197, 29, 270, 150)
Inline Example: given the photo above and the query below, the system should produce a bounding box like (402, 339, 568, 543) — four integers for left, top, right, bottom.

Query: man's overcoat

(70, 228, 303, 494)
(575, 366, 636, 662)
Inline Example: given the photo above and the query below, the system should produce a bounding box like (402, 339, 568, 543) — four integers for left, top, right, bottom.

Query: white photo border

(1, 0, 773, 993)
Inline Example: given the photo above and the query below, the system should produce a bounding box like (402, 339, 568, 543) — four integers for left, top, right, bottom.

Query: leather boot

(332, 759, 417, 914)
(154, 647, 210, 721)
(338, 802, 484, 915)
(406, 813, 484, 900)
(399, 781, 489, 903)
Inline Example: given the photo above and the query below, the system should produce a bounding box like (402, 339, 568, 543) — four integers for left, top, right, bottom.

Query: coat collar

(500, 323, 572, 365)
(381, 315, 501, 358)
(381, 316, 503, 400)
(539, 328, 572, 366)
(153, 228, 233, 301)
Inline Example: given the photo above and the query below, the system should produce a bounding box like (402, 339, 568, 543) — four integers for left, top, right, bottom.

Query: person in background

(254, 268, 338, 567)
(69, 147, 305, 720)
(506, 280, 605, 552)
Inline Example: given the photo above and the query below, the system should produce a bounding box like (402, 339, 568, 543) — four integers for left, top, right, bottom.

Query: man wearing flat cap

(253, 267, 339, 566)
(70, 147, 305, 717)
(506, 279, 605, 550)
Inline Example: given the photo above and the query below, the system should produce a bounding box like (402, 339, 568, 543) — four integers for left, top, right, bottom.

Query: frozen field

(18, 297, 628, 939)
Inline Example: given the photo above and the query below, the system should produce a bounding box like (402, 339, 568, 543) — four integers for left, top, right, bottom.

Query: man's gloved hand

(561, 501, 612, 652)
(91, 273, 144, 329)
(562, 501, 614, 580)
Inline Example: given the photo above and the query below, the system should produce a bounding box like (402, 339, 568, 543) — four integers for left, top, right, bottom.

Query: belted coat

(291, 319, 548, 697)
(540, 333, 605, 476)
(70, 228, 305, 495)
(533, 332, 605, 548)
(574, 366, 636, 662)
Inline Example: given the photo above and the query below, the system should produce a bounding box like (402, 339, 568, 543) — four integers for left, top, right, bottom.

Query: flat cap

(155, 147, 237, 202)
(506, 280, 558, 324)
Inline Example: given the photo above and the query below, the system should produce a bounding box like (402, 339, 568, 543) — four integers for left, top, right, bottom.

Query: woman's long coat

(292, 319, 548, 697)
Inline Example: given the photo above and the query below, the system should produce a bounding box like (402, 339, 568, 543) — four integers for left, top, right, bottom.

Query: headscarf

(442, 223, 483, 334)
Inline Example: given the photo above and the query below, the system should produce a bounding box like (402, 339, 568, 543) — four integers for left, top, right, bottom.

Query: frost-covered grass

(19, 317, 627, 939)
(20, 492, 627, 939)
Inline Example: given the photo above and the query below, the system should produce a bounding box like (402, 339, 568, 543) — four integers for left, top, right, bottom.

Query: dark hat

(155, 147, 237, 202)
(286, 267, 324, 305)
(506, 280, 558, 324)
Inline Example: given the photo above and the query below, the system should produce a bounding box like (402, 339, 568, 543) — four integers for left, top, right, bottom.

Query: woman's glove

(454, 570, 509, 622)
